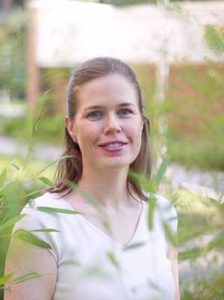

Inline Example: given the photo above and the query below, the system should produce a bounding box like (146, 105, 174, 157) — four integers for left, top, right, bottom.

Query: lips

(99, 141, 127, 151)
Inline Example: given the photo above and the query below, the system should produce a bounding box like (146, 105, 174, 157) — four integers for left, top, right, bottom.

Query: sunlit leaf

(13, 229, 52, 249)
(39, 176, 54, 187)
(0, 214, 25, 232)
(0, 272, 14, 286)
(0, 168, 7, 184)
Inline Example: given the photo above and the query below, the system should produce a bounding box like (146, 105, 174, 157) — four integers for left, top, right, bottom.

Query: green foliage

(205, 25, 224, 56)
(0, 113, 64, 145)
(0, 9, 27, 99)
(0, 152, 223, 298)
(167, 64, 224, 171)
(13, 230, 52, 249)
(36, 206, 81, 215)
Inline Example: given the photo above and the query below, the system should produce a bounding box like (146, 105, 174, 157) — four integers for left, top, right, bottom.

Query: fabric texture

(13, 192, 178, 300)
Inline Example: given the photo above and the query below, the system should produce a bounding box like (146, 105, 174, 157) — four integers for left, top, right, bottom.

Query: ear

(65, 115, 72, 135)
(65, 115, 77, 141)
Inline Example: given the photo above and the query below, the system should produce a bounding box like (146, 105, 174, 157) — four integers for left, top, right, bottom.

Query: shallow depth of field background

(0, 0, 223, 299)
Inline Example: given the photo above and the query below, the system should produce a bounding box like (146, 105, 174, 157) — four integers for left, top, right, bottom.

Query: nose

(103, 113, 121, 134)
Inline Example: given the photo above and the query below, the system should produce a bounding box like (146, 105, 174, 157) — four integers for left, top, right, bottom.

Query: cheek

(127, 121, 143, 140)
(77, 123, 102, 144)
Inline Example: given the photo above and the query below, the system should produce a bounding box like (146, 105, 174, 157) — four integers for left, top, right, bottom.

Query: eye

(118, 108, 133, 116)
(87, 111, 103, 120)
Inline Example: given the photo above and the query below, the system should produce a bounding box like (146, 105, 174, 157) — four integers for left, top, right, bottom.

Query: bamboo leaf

(37, 206, 81, 215)
(128, 170, 155, 194)
(0, 272, 14, 286)
(154, 157, 169, 184)
(38, 155, 74, 175)
(0, 214, 25, 232)
(0, 168, 7, 184)
(163, 221, 178, 247)
(148, 196, 157, 230)
(107, 251, 120, 269)
(11, 163, 20, 171)
(13, 230, 52, 249)
(179, 246, 206, 261)
(123, 241, 146, 251)
(38, 177, 54, 187)
(31, 228, 60, 233)
(12, 272, 45, 285)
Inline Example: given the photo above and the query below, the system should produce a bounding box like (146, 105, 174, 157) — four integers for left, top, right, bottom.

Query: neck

(77, 166, 132, 211)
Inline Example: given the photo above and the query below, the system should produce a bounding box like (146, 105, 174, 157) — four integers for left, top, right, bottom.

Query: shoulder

(12, 192, 65, 264)
(154, 194, 177, 219)
(143, 191, 177, 215)
(143, 192, 178, 232)
(23, 192, 61, 211)
(14, 192, 66, 232)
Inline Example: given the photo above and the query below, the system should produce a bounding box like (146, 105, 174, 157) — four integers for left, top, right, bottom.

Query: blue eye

(87, 111, 103, 120)
(118, 109, 132, 116)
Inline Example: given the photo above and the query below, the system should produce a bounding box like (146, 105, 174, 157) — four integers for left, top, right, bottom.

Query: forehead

(75, 73, 138, 109)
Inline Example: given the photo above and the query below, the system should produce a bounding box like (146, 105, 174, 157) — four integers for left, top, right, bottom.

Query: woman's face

(66, 73, 144, 170)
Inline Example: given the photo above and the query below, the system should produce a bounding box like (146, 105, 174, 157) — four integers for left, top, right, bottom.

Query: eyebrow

(83, 102, 135, 112)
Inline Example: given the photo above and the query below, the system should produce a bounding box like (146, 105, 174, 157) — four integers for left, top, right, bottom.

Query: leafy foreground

(0, 158, 223, 299)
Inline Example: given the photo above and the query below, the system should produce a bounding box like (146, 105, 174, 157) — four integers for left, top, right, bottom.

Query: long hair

(49, 57, 151, 201)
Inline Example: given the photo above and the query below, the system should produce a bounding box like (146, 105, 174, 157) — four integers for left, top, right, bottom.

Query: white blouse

(13, 192, 178, 300)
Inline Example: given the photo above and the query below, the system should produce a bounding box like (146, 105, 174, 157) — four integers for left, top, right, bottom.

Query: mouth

(98, 142, 128, 152)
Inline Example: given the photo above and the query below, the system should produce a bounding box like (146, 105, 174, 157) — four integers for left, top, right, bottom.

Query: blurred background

(0, 0, 223, 299)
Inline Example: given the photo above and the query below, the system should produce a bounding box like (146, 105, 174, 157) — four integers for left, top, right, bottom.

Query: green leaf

(0, 272, 14, 286)
(38, 155, 74, 175)
(179, 246, 206, 261)
(0, 168, 7, 184)
(37, 206, 81, 215)
(11, 163, 20, 171)
(24, 190, 42, 201)
(207, 232, 224, 252)
(154, 157, 169, 184)
(147, 196, 157, 230)
(128, 170, 155, 194)
(0, 214, 25, 233)
(107, 251, 120, 269)
(12, 272, 45, 285)
(31, 228, 60, 233)
(163, 221, 178, 247)
(123, 241, 146, 251)
(39, 177, 54, 187)
(13, 230, 52, 249)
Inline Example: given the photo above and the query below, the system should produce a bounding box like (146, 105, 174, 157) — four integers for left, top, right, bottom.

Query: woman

(4, 57, 179, 299)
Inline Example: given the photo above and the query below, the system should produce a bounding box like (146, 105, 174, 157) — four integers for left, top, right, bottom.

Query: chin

(96, 156, 135, 169)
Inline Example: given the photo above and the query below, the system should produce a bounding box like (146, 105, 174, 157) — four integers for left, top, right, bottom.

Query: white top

(13, 192, 178, 300)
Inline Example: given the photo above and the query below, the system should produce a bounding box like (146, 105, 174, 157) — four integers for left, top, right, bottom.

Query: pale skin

(4, 73, 180, 299)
